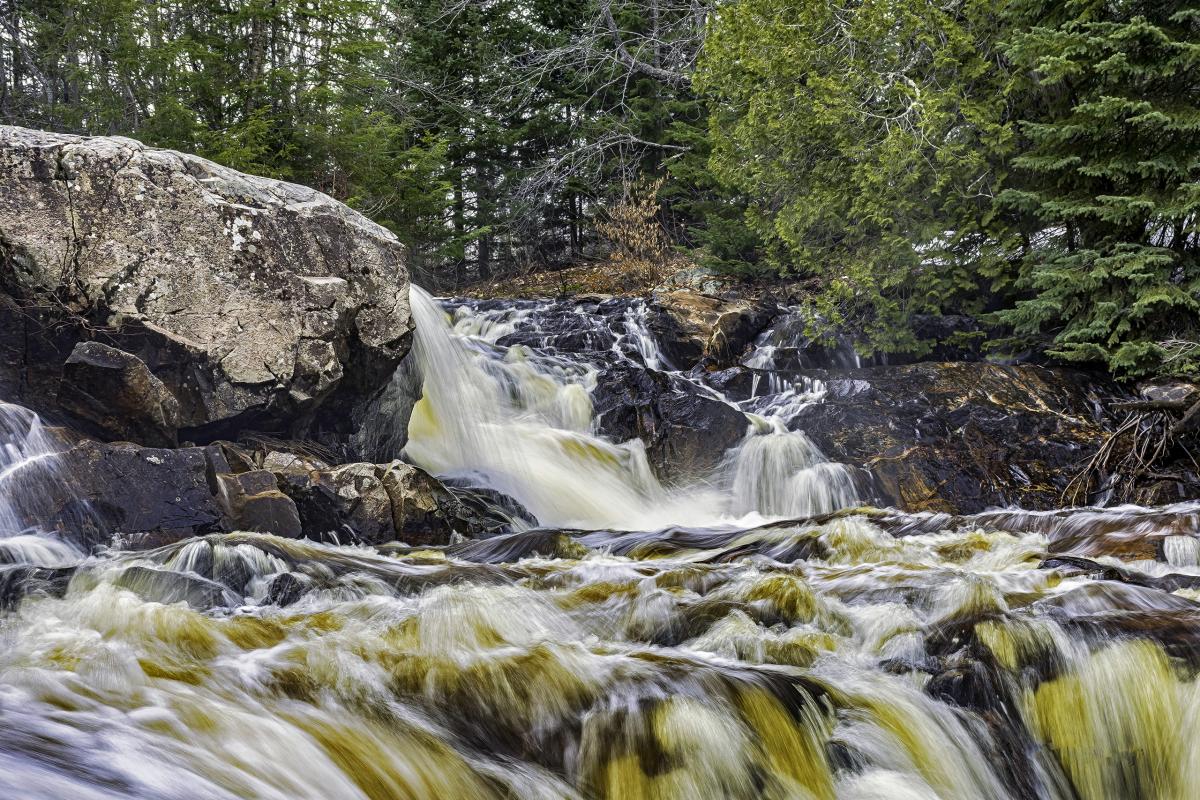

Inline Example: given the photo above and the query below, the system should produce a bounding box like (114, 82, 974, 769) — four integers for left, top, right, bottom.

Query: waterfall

(0, 402, 88, 566)
(0, 292, 1196, 800)
(728, 415, 859, 518)
(402, 288, 721, 529)
(0, 401, 62, 536)
(399, 287, 858, 530)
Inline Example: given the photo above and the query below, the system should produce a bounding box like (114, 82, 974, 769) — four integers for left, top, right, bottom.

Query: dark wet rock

(272, 461, 393, 544)
(739, 309, 870, 372)
(1039, 554, 1200, 592)
(58, 342, 181, 447)
(784, 363, 1112, 513)
(650, 391, 748, 482)
(212, 469, 303, 538)
(42, 440, 230, 549)
(646, 290, 774, 369)
(351, 359, 422, 462)
(0, 565, 75, 609)
(700, 365, 772, 399)
(978, 504, 1199, 560)
(440, 480, 538, 534)
(263, 571, 308, 606)
(496, 307, 618, 352)
(1039, 555, 1154, 586)
(179, 531, 515, 596)
(0, 125, 412, 444)
(831, 504, 1200, 565)
(270, 459, 517, 546)
(0, 295, 83, 422)
(383, 462, 511, 545)
(573, 522, 824, 561)
(1034, 581, 1200, 660)
(592, 363, 747, 482)
(111, 564, 240, 609)
(923, 646, 1049, 800)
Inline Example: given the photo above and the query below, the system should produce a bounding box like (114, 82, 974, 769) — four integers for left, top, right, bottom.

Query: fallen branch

(1169, 396, 1200, 437)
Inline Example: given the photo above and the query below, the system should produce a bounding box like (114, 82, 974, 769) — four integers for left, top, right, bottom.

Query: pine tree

(995, 0, 1200, 376)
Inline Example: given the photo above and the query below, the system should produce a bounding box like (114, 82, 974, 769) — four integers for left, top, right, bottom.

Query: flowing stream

(0, 290, 1198, 799)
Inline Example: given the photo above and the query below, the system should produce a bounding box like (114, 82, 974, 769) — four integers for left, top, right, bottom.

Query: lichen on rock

(0, 125, 412, 442)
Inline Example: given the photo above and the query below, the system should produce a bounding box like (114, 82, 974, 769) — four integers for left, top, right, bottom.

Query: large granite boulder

(0, 125, 412, 442)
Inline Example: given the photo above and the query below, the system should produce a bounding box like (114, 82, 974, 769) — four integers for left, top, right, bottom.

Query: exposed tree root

(1064, 400, 1200, 506)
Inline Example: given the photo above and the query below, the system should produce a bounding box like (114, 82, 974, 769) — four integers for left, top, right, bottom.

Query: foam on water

(0, 503, 1195, 799)
(0, 291, 1196, 799)
(400, 286, 858, 530)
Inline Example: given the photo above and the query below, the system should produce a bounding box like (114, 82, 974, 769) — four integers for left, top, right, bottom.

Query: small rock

(646, 290, 774, 369)
(263, 572, 307, 607)
(212, 470, 302, 538)
(1139, 379, 1200, 406)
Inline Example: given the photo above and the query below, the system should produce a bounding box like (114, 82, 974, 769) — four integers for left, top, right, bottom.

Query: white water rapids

(402, 286, 859, 529)
(0, 289, 1197, 799)
(0, 401, 86, 566)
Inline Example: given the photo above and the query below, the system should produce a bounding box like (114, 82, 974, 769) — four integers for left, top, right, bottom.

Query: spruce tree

(996, 0, 1200, 376)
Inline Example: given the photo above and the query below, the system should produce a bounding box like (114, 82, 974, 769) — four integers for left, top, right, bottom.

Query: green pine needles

(996, 1, 1200, 376)
(699, 0, 1200, 377)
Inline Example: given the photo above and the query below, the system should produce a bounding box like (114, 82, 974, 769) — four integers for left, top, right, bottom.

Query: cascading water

(401, 288, 727, 529)
(401, 286, 858, 529)
(0, 401, 84, 567)
(1, 401, 65, 535)
(728, 414, 859, 519)
(0, 290, 1197, 799)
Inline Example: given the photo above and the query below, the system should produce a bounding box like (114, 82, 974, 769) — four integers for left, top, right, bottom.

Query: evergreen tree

(1, 0, 451, 268)
(995, 0, 1200, 376)
(696, 0, 1014, 351)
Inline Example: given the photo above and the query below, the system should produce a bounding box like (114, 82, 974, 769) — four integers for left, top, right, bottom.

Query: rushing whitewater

(401, 287, 858, 529)
(0, 402, 86, 567)
(0, 291, 1199, 800)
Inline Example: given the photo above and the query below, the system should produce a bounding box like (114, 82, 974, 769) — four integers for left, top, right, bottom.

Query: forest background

(2, 0, 1197, 377)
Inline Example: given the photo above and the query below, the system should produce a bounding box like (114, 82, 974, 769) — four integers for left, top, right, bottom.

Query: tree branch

(598, 0, 692, 88)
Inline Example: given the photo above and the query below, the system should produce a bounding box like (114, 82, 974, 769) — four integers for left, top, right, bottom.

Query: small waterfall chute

(0, 401, 87, 566)
(727, 414, 858, 519)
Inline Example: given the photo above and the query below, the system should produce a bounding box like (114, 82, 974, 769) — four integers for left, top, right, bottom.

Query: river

(0, 288, 1196, 799)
